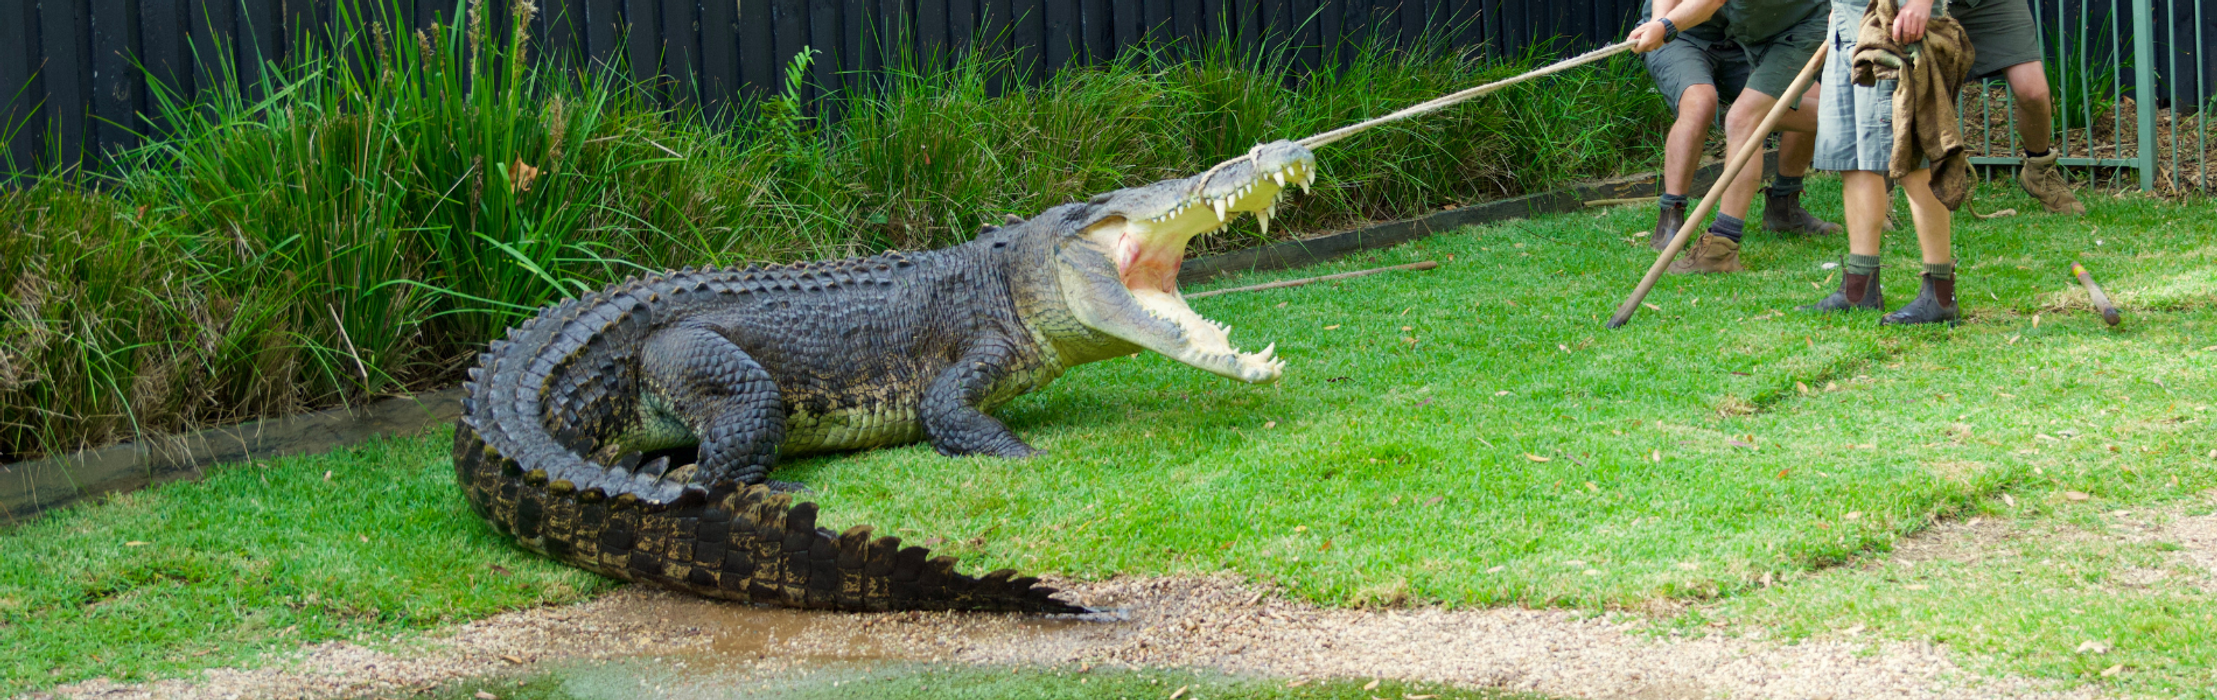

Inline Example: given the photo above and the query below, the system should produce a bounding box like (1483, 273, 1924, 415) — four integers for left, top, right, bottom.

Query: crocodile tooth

(1213, 198, 1228, 221)
(1255, 206, 1271, 236)
(1258, 343, 1277, 361)
(1272, 171, 1286, 186)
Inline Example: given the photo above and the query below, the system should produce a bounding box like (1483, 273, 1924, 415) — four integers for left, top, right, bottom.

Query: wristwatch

(1657, 17, 1681, 43)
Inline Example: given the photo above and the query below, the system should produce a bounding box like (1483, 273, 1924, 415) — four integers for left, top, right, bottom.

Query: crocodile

(455, 141, 1318, 614)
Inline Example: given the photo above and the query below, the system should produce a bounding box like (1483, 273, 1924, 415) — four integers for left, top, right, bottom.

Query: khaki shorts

(1951, 0, 2046, 78)
(1643, 23, 1751, 112)
(1644, 13, 1829, 112)
(1737, 11, 1830, 99)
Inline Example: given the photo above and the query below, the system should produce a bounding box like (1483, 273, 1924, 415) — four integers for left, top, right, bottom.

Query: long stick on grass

(1297, 42, 1637, 149)
(1187, 261, 1441, 299)
(1606, 43, 1830, 330)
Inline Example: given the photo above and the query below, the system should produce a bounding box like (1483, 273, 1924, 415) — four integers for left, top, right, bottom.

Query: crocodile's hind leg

(640, 321, 787, 488)
(921, 335, 1040, 459)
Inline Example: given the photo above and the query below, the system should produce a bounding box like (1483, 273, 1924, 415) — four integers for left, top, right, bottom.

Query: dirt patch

(26, 574, 2106, 700)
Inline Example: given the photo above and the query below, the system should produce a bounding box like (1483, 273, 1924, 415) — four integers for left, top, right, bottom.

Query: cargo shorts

(1643, 12, 1828, 112)
(1952, 0, 2046, 79)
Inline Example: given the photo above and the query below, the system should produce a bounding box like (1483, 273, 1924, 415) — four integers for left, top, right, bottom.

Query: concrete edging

(0, 154, 1775, 522)
(0, 389, 464, 522)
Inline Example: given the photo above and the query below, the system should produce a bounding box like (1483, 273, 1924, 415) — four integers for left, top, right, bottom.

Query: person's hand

(1892, 0, 1932, 44)
(1628, 20, 1669, 53)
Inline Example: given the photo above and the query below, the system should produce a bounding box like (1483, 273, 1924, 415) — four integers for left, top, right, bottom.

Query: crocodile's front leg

(921, 335, 1040, 458)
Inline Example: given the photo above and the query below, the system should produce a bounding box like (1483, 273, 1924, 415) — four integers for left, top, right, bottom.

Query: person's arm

(1627, 0, 1727, 53)
(1892, 0, 1933, 43)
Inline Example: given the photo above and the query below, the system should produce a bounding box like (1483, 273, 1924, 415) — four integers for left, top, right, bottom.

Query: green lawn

(3, 175, 2212, 696)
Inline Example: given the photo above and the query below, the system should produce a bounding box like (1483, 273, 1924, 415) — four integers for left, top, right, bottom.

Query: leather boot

(1762, 187, 1842, 235)
(2019, 152, 2087, 214)
(1666, 234, 1745, 274)
(1651, 201, 1688, 252)
(1880, 273, 1961, 326)
(1799, 268, 1883, 311)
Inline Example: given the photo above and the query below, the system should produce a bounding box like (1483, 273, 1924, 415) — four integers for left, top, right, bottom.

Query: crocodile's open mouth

(1077, 148, 1317, 383)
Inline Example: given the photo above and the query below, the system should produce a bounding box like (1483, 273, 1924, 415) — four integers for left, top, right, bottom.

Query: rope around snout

(1296, 41, 1636, 149)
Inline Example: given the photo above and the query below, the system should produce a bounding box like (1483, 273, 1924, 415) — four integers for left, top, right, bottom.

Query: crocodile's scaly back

(456, 141, 1319, 614)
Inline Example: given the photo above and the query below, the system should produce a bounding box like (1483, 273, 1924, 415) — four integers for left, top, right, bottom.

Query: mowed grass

(2, 175, 2212, 695)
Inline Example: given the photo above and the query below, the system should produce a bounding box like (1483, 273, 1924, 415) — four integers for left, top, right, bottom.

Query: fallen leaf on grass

(1643, 303, 1662, 312)
(1727, 438, 1756, 450)
(2077, 640, 2111, 654)
(1524, 453, 1551, 462)
(2101, 664, 2124, 677)
(1263, 421, 1276, 429)
(1286, 679, 1310, 687)
(1170, 685, 1189, 699)
(1363, 679, 1382, 691)
(475, 693, 499, 700)
(1975, 207, 2018, 219)
(2002, 493, 2017, 507)
(1424, 496, 1444, 507)
(1408, 694, 1439, 699)
(500, 654, 524, 665)
(1494, 390, 1511, 396)
(1795, 381, 1812, 395)
(323, 470, 333, 481)
(2065, 491, 2092, 502)
(1324, 324, 1342, 330)
(1486, 565, 1505, 573)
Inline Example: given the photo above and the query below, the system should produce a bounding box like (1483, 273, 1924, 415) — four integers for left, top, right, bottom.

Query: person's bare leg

(2004, 61, 2085, 213)
(2004, 62, 2054, 154)
(1842, 171, 1888, 257)
(1882, 168, 1962, 324)
(1900, 169, 1951, 264)
(1653, 85, 1720, 250)
(1801, 170, 1889, 311)
(1665, 85, 1722, 196)
(1762, 83, 1840, 235)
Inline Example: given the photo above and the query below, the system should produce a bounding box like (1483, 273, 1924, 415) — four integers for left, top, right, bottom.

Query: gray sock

(1660, 193, 1689, 209)
(1845, 254, 1881, 276)
(1709, 214, 1745, 243)
(1924, 261, 1956, 279)
(1770, 175, 1806, 194)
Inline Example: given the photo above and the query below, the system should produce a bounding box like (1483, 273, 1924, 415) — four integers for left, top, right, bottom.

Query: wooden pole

(1606, 42, 1831, 329)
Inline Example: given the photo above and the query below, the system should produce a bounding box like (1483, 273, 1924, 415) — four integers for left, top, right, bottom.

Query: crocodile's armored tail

(453, 269, 1087, 613)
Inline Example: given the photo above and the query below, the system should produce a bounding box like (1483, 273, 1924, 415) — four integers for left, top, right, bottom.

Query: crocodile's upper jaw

(1055, 141, 1317, 384)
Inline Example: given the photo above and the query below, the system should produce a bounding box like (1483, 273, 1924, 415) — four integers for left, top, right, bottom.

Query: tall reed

(0, 1, 1666, 461)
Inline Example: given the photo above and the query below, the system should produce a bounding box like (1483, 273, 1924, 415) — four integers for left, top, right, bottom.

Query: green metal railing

(1957, 0, 2210, 193)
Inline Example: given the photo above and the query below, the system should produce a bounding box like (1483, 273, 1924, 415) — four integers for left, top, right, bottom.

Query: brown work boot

(1651, 202, 1688, 251)
(1667, 234, 1745, 274)
(2020, 152, 2087, 214)
(1761, 187, 1842, 236)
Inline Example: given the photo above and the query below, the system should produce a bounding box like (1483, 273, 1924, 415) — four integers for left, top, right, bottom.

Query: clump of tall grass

(0, 1, 1665, 462)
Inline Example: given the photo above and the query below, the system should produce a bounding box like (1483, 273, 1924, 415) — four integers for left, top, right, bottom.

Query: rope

(1296, 41, 1636, 149)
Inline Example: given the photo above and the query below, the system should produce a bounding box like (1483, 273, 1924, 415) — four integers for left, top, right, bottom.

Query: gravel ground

(27, 577, 2109, 700)
(41, 504, 2217, 700)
